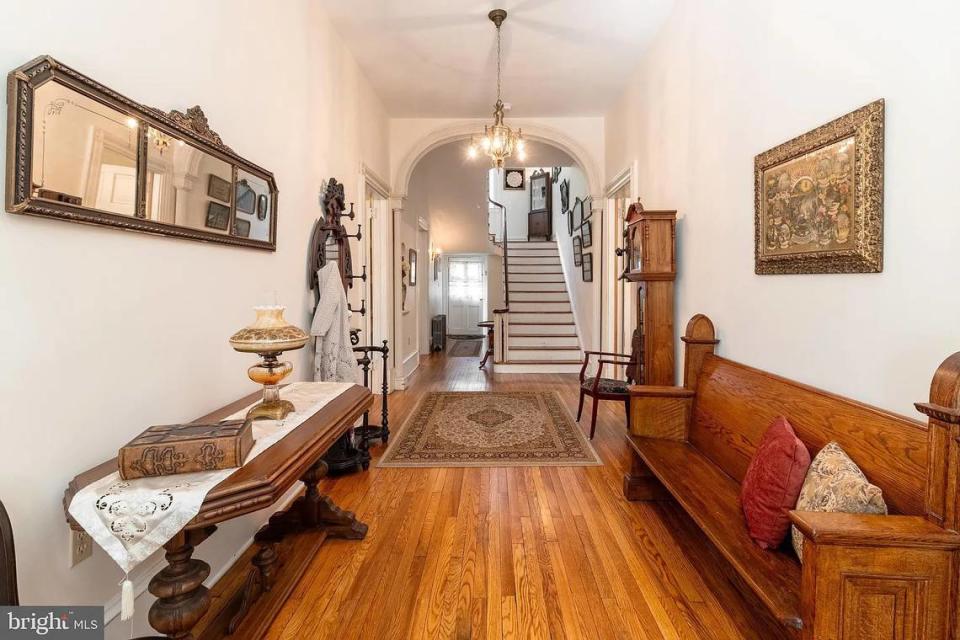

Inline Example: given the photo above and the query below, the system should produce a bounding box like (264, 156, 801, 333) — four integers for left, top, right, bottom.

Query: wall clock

(504, 168, 525, 190)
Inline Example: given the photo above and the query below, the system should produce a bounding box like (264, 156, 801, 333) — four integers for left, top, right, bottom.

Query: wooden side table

(478, 321, 494, 369)
(64, 385, 372, 640)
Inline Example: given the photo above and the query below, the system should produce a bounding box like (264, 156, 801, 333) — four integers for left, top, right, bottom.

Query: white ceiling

(319, 0, 674, 117)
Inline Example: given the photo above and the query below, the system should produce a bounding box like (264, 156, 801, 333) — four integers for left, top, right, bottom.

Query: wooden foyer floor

(263, 353, 788, 640)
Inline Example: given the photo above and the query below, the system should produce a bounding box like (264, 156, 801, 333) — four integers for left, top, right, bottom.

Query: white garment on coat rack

(312, 262, 361, 383)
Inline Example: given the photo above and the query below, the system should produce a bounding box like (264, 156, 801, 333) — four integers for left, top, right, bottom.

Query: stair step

(508, 274, 566, 283)
(507, 241, 556, 249)
(511, 301, 571, 313)
(510, 312, 574, 324)
(507, 282, 566, 292)
(509, 249, 560, 258)
(508, 348, 583, 362)
(509, 335, 580, 348)
(509, 323, 576, 334)
(508, 265, 564, 273)
(509, 255, 561, 264)
(495, 361, 584, 374)
(511, 291, 569, 302)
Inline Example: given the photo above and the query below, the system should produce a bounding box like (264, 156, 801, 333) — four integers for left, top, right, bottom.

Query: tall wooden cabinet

(623, 204, 676, 386)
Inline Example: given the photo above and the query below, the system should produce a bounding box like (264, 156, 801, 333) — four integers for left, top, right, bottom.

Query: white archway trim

(393, 120, 602, 199)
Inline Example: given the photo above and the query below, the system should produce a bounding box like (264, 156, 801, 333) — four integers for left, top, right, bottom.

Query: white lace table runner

(67, 382, 354, 574)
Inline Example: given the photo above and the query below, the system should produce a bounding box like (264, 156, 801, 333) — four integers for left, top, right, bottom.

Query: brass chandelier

(468, 9, 525, 168)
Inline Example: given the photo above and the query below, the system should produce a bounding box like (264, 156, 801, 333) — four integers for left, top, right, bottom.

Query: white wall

(604, 0, 960, 416)
(551, 167, 599, 350)
(0, 1, 389, 636)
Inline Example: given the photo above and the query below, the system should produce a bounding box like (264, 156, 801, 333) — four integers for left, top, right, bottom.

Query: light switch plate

(70, 529, 92, 567)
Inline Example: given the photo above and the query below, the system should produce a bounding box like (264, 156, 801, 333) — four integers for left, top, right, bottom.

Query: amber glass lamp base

(247, 353, 295, 420)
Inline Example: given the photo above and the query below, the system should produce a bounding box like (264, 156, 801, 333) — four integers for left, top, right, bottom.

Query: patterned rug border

(377, 391, 602, 468)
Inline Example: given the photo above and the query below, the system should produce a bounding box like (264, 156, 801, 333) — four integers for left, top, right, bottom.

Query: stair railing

(488, 197, 510, 363)
(488, 197, 509, 309)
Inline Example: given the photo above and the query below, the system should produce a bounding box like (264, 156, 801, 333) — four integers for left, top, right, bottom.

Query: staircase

(497, 240, 583, 373)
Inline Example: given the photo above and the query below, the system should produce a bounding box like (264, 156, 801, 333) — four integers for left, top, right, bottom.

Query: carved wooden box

(118, 418, 254, 480)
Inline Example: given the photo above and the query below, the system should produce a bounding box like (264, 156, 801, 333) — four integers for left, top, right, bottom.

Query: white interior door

(446, 256, 486, 335)
(95, 164, 137, 214)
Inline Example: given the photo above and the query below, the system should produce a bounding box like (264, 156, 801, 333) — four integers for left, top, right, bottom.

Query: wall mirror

(6, 56, 278, 250)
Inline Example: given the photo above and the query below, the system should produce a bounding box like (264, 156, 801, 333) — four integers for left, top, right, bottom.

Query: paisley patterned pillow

(791, 441, 887, 561)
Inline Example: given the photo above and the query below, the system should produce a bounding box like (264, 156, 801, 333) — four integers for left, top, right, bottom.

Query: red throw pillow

(740, 417, 811, 549)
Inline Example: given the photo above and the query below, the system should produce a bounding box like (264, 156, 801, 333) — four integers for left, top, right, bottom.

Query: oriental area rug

(448, 339, 483, 357)
(378, 391, 602, 467)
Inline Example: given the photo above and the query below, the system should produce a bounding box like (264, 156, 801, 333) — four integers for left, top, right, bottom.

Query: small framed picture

(233, 218, 251, 238)
(582, 252, 593, 282)
(573, 235, 583, 266)
(581, 198, 593, 223)
(205, 201, 230, 231)
(207, 174, 231, 203)
(504, 168, 525, 190)
(559, 179, 570, 213)
(581, 221, 592, 248)
(571, 197, 583, 229)
(235, 180, 256, 215)
(256, 194, 269, 221)
(408, 249, 418, 286)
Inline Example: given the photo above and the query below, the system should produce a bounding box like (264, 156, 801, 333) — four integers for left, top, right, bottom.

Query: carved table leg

(227, 529, 280, 634)
(315, 495, 368, 539)
(148, 526, 216, 640)
(297, 459, 367, 539)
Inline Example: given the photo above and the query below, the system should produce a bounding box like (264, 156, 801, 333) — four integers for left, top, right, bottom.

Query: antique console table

(63, 384, 372, 640)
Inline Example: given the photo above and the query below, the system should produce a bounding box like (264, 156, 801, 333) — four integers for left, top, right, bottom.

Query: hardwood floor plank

(257, 353, 789, 639)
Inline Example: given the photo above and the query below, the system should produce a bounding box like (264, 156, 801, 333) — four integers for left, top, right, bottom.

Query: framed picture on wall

(560, 179, 570, 213)
(582, 252, 593, 282)
(235, 179, 256, 215)
(573, 235, 583, 267)
(567, 205, 575, 236)
(581, 197, 593, 223)
(207, 174, 231, 203)
(571, 197, 583, 229)
(504, 168, 525, 190)
(233, 218, 251, 238)
(755, 99, 884, 274)
(581, 221, 592, 248)
(205, 201, 230, 231)
(408, 249, 418, 286)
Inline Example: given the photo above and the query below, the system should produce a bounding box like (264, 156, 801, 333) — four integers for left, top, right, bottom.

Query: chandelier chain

(496, 23, 502, 103)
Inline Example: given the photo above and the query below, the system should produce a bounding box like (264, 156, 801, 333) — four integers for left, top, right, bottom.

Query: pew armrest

(789, 512, 960, 640)
(626, 385, 694, 441)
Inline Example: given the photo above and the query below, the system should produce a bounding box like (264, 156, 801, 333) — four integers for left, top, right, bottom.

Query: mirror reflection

(233, 169, 272, 241)
(31, 82, 139, 216)
(145, 128, 233, 235)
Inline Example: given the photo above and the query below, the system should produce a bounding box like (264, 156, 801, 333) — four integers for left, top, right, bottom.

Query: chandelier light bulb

(482, 137, 491, 150)
(467, 145, 477, 159)
(517, 148, 526, 161)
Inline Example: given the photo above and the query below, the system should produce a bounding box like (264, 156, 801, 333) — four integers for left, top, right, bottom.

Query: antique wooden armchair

(576, 344, 639, 439)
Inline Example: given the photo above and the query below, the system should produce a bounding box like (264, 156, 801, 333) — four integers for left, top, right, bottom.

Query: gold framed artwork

(754, 99, 884, 274)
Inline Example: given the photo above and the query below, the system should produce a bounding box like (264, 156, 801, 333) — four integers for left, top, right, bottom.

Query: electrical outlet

(70, 529, 92, 567)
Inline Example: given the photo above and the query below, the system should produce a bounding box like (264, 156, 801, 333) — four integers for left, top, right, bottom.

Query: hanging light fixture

(468, 9, 525, 168)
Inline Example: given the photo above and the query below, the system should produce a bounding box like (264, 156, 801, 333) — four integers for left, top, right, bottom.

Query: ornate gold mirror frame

(5, 55, 278, 250)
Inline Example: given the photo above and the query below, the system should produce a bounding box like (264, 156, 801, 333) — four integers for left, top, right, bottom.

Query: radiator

(431, 315, 446, 352)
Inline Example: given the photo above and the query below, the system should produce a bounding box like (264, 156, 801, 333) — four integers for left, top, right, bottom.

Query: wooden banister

(489, 197, 509, 309)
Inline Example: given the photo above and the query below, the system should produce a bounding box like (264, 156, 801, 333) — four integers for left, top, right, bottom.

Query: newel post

(679, 314, 719, 391)
(916, 352, 960, 531)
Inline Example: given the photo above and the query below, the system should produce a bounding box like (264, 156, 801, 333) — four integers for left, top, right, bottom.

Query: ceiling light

(468, 9, 523, 169)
